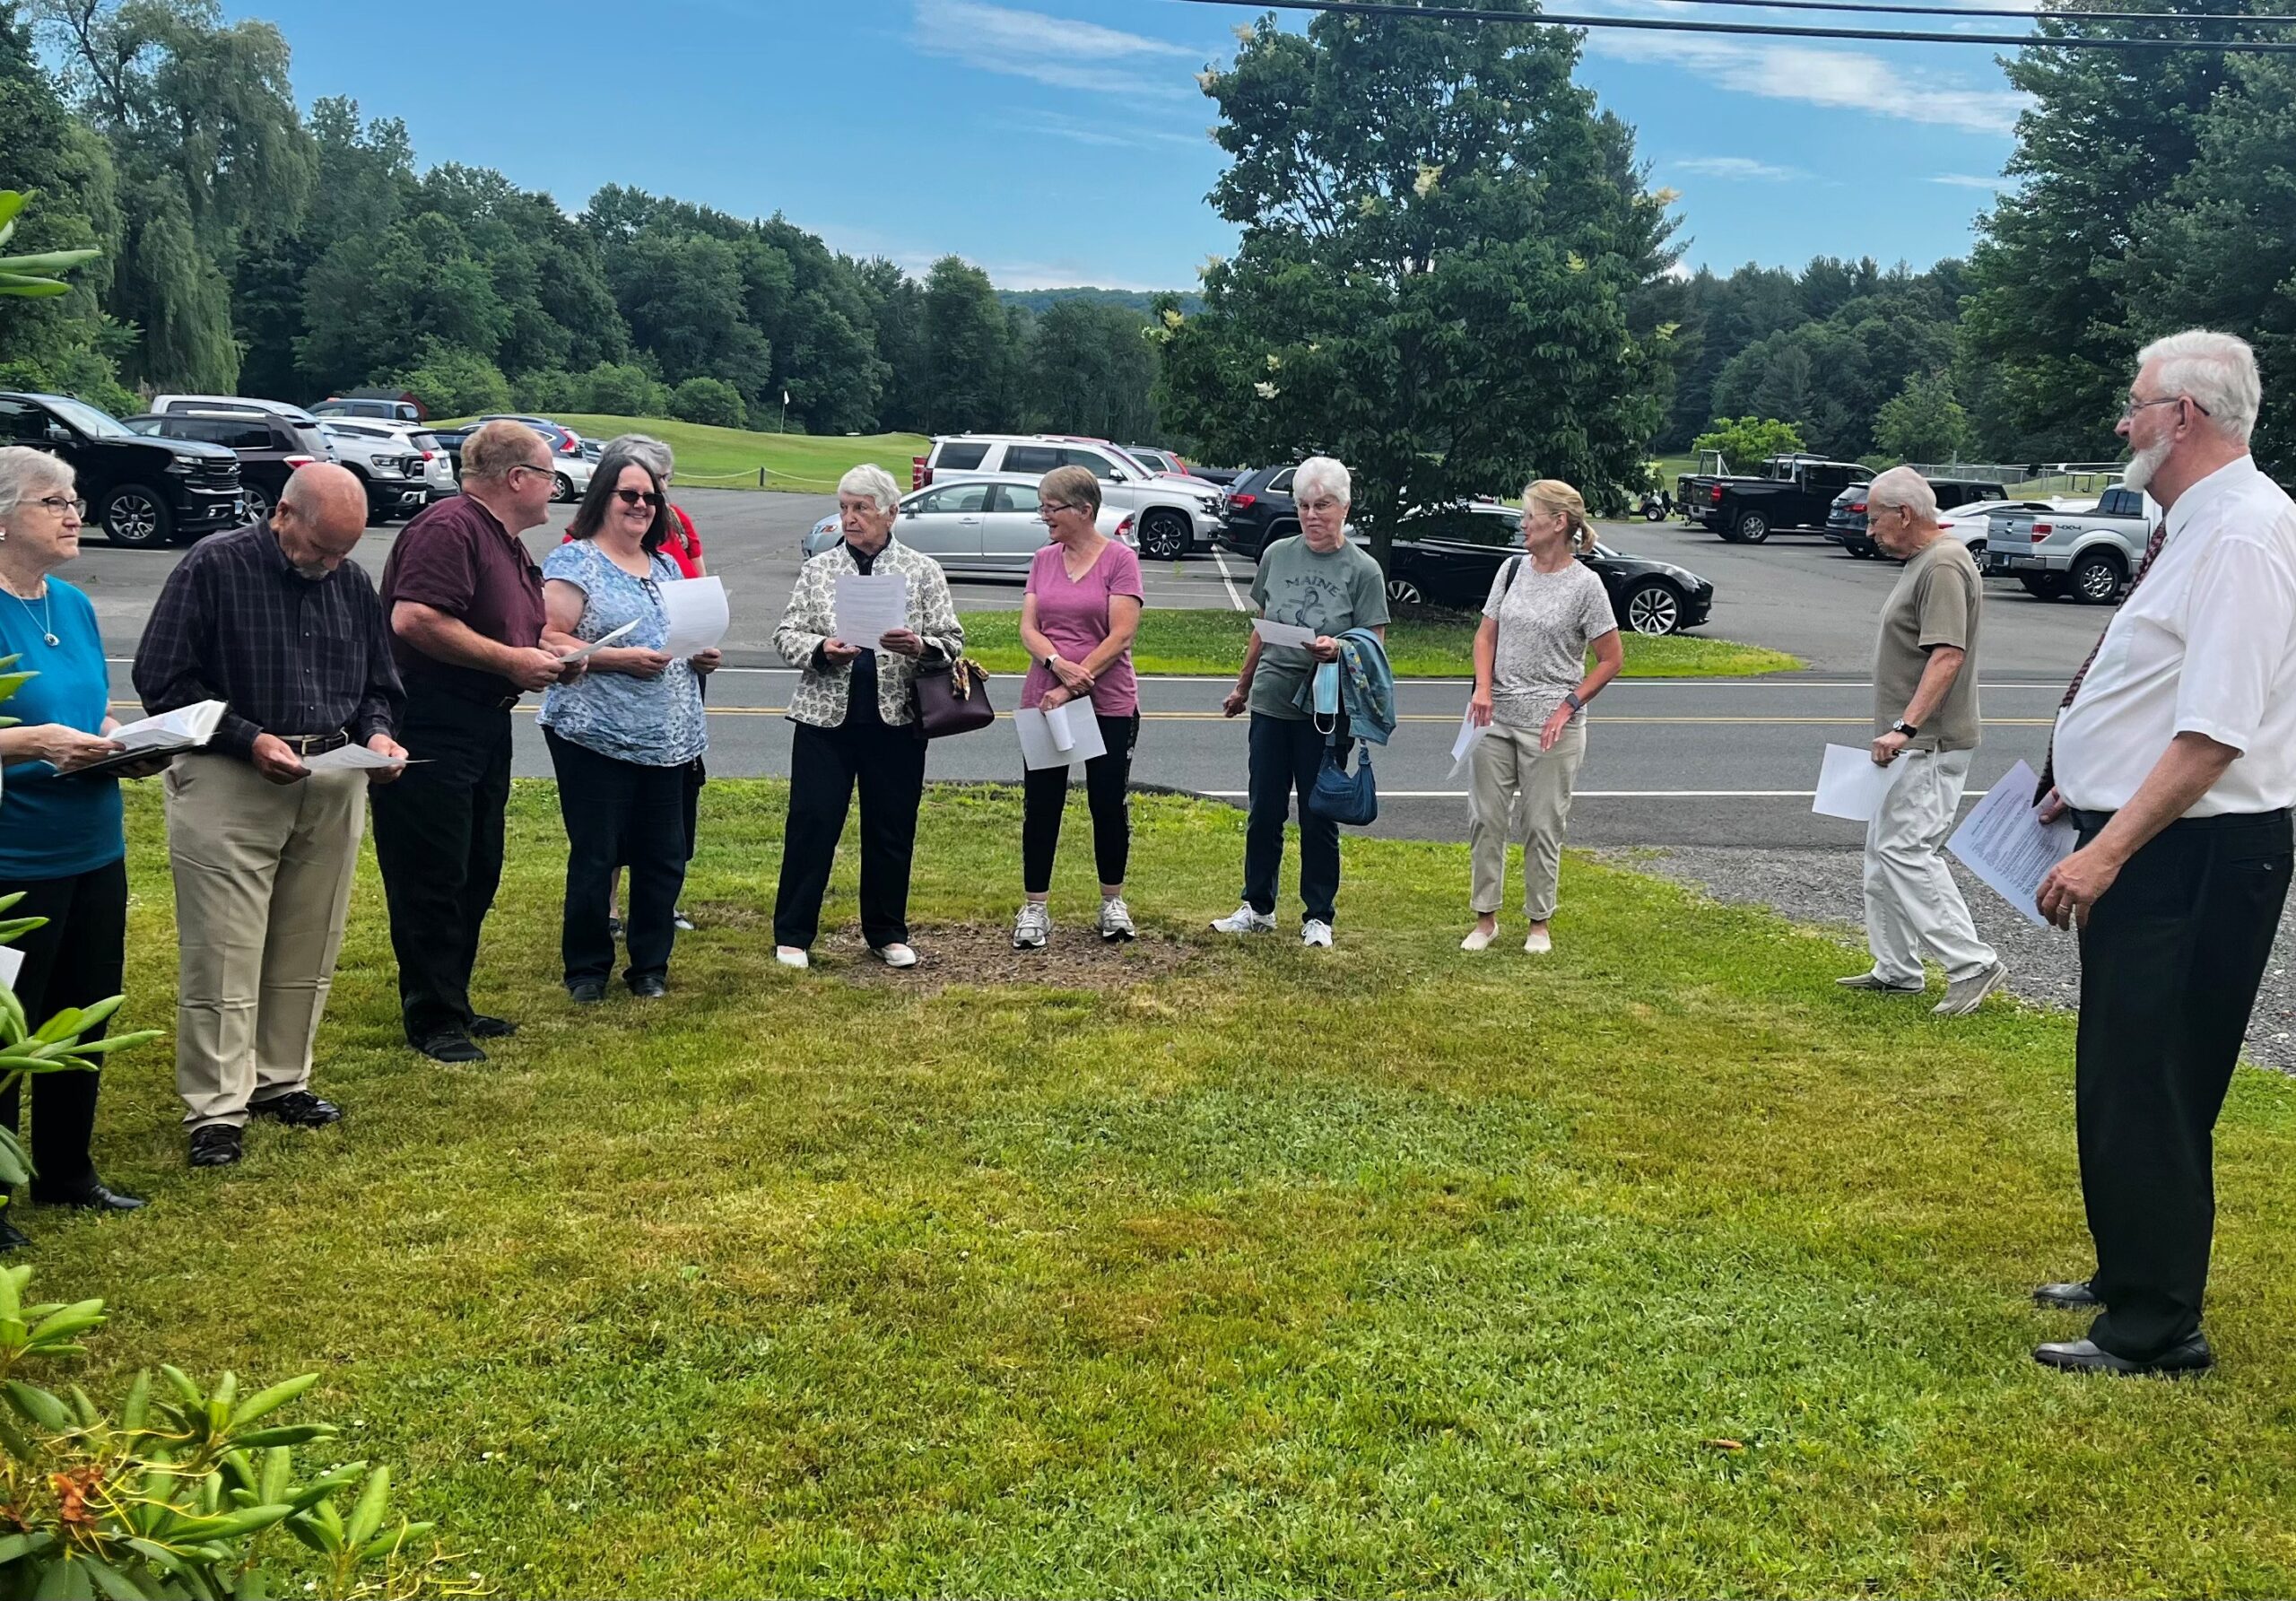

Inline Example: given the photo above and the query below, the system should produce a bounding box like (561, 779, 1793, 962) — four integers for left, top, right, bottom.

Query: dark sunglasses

(613, 488, 664, 509)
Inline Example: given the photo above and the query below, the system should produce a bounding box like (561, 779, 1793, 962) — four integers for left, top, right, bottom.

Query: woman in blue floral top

(539, 451, 718, 1002)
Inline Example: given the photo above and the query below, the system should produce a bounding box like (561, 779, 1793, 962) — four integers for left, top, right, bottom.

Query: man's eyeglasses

(613, 488, 664, 509)
(2121, 393, 2212, 423)
(27, 496, 85, 518)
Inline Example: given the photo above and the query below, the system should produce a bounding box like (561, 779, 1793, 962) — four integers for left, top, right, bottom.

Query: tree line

(0, 0, 1162, 438)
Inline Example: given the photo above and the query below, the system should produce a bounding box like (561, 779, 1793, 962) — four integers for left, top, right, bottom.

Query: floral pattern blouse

(774, 537, 964, 728)
(537, 539, 708, 766)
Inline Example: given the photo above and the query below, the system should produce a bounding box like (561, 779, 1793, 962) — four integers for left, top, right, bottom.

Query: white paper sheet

(108, 700, 225, 753)
(659, 576, 728, 657)
(1014, 704, 1109, 770)
(833, 573, 909, 649)
(0, 944, 22, 989)
(1253, 617, 1316, 649)
(1812, 743, 1903, 822)
(1046, 699, 1078, 753)
(1947, 759, 2076, 928)
(301, 744, 411, 772)
(1448, 706, 1488, 779)
(558, 619, 636, 664)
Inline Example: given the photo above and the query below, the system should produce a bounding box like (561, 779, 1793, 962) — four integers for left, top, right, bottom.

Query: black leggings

(1022, 712, 1139, 893)
(0, 857, 127, 1197)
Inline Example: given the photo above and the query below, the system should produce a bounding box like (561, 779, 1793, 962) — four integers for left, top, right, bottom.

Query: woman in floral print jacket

(770, 464, 965, 970)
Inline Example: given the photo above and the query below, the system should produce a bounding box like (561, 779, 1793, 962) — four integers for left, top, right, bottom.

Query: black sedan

(1382, 502, 1714, 635)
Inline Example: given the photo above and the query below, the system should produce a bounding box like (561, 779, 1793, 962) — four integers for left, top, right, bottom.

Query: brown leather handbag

(910, 655, 996, 740)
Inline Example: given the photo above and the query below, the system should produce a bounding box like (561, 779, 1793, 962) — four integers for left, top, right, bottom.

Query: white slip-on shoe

(1461, 925, 1497, 952)
(1012, 902, 1051, 950)
(774, 946, 809, 970)
(1524, 928, 1553, 954)
(1211, 904, 1276, 935)
(1934, 959, 2008, 1017)
(874, 943, 919, 969)
(1301, 919, 1334, 949)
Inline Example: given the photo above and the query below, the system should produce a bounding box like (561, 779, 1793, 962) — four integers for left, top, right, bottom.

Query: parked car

(427, 424, 473, 480)
(1378, 500, 1715, 635)
(802, 473, 1134, 571)
(1823, 477, 2011, 558)
(1983, 483, 2152, 604)
(1689, 455, 1873, 544)
(468, 414, 592, 500)
(311, 395, 423, 424)
(317, 419, 446, 521)
(1937, 498, 2083, 561)
(0, 390, 245, 548)
(123, 407, 330, 526)
(910, 433, 1220, 560)
(1213, 462, 1300, 559)
(1119, 444, 1220, 483)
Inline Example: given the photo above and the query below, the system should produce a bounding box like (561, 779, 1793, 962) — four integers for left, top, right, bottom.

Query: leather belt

(275, 731, 352, 756)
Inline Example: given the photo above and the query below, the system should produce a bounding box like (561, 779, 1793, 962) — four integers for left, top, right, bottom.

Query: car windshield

(43, 396, 135, 439)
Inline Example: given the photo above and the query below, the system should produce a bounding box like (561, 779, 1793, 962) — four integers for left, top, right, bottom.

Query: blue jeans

(1242, 711, 1342, 925)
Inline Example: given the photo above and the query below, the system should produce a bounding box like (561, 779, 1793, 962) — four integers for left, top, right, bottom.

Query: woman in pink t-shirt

(1013, 464, 1145, 948)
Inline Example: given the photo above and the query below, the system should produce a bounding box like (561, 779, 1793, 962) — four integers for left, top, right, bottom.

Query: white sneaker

(1301, 919, 1334, 948)
(1524, 928, 1552, 954)
(874, 943, 919, 969)
(1097, 897, 1136, 942)
(1461, 924, 1497, 952)
(774, 946, 809, 970)
(1211, 904, 1275, 935)
(1012, 902, 1050, 950)
(1934, 959, 2007, 1017)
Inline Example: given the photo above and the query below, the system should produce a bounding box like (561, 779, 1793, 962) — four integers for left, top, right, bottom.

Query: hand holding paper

(833, 573, 908, 650)
(1253, 617, 1316, 650)
(559, 620, 637, 664)
(1947, 759, 2075, 928)
(1812, 744, 1902, 822)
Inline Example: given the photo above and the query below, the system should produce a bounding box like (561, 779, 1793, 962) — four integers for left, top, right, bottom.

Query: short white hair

(0, 446, 74, 522)
(837, 463, 901, 515)
(1293, 455, 1352, 506)
(1866, 466, 1938, 522)
(2137, 328, 2261, 446)
(605, 432, 674, 482)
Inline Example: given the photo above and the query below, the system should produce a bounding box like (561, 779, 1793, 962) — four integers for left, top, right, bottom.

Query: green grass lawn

(439, 413, 928, 494)
(961, 607, 1802, 678)
(36, 783, 2296, 1596)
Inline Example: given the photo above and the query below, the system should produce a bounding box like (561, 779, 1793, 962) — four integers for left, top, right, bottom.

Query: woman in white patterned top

(1461, 479, 1623, 954)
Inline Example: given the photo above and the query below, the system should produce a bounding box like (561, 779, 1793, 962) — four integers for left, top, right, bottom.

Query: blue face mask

(1312, 659, 1340, 716)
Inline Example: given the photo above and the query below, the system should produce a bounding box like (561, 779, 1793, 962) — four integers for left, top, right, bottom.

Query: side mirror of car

(44, 423, 71, 443)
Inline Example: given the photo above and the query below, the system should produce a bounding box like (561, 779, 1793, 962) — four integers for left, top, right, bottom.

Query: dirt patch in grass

(818, 921, 1201, 992)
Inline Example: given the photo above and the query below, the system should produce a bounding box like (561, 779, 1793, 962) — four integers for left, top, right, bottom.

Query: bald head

(273, 462, 370, 577)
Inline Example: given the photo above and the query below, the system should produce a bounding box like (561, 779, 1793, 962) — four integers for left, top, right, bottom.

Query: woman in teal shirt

(0, 449, 148, 1249)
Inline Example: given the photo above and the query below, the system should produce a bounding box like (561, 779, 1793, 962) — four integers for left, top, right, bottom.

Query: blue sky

(225, 0, 2025, 290)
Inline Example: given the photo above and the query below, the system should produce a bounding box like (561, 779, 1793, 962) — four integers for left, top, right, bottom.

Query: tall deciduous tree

(1872, 371, 1974, 465)
(922, 256, 1015, 434)
(1156, 0, 1678, 563)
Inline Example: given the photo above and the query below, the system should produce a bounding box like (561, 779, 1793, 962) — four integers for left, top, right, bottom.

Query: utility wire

(1178, 0, 2296, 49)
(1576, 0, 2296, 27)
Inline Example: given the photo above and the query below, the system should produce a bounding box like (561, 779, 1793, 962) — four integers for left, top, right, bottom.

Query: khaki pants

(165, 756, 367, 1129)
(1468, 719, 1587, 921)
(1863, 746, 1996, 986)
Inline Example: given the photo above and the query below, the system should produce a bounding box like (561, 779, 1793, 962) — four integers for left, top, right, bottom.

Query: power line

(1177, 0, 2296, 50)
(1594, 0, 2296, 27)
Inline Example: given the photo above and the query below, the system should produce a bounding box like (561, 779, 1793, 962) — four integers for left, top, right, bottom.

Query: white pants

(1863, 746, 1996, 985)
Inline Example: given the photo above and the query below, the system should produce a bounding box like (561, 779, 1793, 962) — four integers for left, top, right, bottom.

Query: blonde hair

(462, 419, 547, 483)
(1525, 478, 1595, 553)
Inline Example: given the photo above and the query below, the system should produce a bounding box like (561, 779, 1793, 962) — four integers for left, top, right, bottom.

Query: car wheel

(2069, 550, 2125, 605)
(1622, 580, 1683, 636)
(2019, 574, 2067, 600)
(553, 472, 575, 502)
(1644, 501, 1665, 522)
(98, 484, 172, 549)
(1735, 511, 1770, 544)
(240, 483, 271, 526)
(1386, 576, 1423, 606)
(1139, 509, 1189, 561)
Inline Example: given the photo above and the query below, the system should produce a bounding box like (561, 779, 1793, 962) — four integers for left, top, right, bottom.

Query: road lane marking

(1192, 789, 1997, 800)
(1209, 550, 1249, 613)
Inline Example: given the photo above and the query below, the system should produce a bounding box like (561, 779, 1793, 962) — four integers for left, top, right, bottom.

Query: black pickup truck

(1685, 455, 1872, 544)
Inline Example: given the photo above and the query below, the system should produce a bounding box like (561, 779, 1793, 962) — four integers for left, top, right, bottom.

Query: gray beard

(2123, 437, 2172, 494)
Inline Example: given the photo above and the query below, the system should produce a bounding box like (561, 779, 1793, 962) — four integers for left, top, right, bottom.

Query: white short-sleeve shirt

(2054, 455, 2296, 816)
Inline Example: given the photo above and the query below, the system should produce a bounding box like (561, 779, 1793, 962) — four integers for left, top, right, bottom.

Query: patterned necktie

(2033, 516, 2171, 803)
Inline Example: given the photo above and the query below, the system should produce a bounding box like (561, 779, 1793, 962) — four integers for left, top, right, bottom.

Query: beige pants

(164, 755, 367, 1129)
(1468, 719, 1587, 920)
(1863, 745, 1996, 986)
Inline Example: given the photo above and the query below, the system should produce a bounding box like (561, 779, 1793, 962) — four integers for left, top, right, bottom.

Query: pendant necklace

(4, 581, 57, 647)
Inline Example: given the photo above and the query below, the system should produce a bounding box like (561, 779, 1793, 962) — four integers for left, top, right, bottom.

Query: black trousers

(1022, 712, 1139, 892)
(370, 691, 513, 1045)
(1243, 710, 1345, 925)
(2074, 807, 2292, 1360)
(773, 715, 928, 950)
(0, 857, 126, 1197)
(545, 730, 689, 988)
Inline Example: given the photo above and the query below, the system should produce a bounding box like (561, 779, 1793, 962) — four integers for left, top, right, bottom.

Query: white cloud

(911, 0, 1204, 98)
(1002, 109, 1211, 152)
(1582, 27, 2030, 135)
(1672, 155, 1808, 180)
(1931, 172, 2015, 188)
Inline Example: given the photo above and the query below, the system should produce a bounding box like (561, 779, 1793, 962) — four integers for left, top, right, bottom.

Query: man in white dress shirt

(2031, 329, 2296, 1377)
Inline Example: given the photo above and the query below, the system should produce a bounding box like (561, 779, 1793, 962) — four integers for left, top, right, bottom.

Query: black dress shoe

(0, 1215, 29, 1251)
(188, 1126, 243, 1168)
(469, 1014, 517, 1039)
(30, 1180, 146, 1212)
(248, 1090, 343, 1128)
(569, 979, 607, 1005)
(2035, 1280, 2100, 1310)
(2035, 1333, 2214, 1377)
(415, 1032, 487, 1064)
(628, 974, 666, 998)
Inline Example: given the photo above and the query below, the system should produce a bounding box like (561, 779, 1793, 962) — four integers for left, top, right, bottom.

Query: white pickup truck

(1983, 483, 2154, 605)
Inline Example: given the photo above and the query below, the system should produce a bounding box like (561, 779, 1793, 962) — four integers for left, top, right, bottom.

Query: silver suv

(914, 434, 1220, 561)
(318, 419, 448, 521)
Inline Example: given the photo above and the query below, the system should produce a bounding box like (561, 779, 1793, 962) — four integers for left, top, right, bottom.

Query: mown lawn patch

(439, 413, 928, 494)
(51, 782, 2296, 1597)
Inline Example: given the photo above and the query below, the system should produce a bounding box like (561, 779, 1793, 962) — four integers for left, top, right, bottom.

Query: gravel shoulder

(1603, 845, 2296, 1075)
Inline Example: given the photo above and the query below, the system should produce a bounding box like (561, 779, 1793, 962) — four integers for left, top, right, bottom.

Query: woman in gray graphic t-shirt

(1462, 479, 1622, 954)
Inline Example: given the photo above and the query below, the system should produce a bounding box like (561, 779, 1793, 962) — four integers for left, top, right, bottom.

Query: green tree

(383, 339, 510, 418)
(669, 374, 746, 429)
(1691, 416, 1805, 470)
(1020, 297, 1157, 440)
(294, 212, 508, 393)
(922, 256, 1016, 434)
(1872, 371, 1973, 465)
(604, 228, 770, 398)
(1155, 0, 1676, 568)
(574, 360, 666, 417)
(857, 257, 930, 433)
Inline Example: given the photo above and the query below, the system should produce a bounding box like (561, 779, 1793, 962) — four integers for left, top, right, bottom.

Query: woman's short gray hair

(2136, 328, 2262, 446)
(604, 432, 674, 483)
(1293, 455, 1352, 506)
(838, 463, 902, 515)
(0, 447, 74, 523)
(1865, 465, 1938, 522)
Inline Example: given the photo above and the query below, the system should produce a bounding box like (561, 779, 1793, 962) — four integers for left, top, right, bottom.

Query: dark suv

(1825, 476, 2010, 558)
(1214, 463, 1300, 559)
(0, 391, 245, 548)
(125, 408, 330, 526)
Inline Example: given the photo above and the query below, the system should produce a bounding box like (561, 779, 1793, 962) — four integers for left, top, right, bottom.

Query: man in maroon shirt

(371, 421, 574, 1062)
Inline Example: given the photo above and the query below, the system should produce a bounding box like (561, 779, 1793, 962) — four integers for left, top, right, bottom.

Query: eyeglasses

(511, 461, 556, 482)
(613, 488, 664, 509)
(2121, 393, 2211, 423)
(28, 496, 86, 518)
(1039, 500, 1078, 517)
